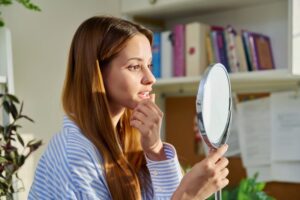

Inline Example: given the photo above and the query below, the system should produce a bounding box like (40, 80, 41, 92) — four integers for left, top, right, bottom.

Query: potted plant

(0, 1, 42, 199)
(0, 87, 42, 200)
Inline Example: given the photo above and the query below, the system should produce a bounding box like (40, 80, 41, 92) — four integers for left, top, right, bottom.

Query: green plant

(0, 87, 42, 199)
(208, 173, 275, 200)
(0, 0, 41, 26)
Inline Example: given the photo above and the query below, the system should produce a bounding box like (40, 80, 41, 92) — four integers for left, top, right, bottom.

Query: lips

(138, 91, 150, 99)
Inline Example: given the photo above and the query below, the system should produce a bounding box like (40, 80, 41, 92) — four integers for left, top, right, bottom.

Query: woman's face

(102, 34, 156, 112)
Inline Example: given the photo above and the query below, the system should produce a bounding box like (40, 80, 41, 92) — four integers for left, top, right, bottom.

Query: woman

(29, 16, 229, 200)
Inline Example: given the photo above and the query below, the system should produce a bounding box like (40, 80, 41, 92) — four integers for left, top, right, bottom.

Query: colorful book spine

(152, 32, 161, 78)
(172, 24, 185, 77)
(161, 31, 173, 78)
(206, 34, 214, 64)
(211, 26, 230, 72)
(251, 32, 275, 70)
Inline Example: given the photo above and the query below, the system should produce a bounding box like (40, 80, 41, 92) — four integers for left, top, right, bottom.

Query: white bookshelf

(121, 0, 300, 94)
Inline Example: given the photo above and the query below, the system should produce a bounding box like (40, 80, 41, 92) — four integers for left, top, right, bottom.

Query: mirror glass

(196, 63, 232, 149)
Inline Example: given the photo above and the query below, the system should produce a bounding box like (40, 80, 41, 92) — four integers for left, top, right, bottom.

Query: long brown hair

(62, 16, 153, 199)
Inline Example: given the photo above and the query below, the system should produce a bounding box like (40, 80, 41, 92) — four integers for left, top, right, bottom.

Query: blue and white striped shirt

(28, 116, 183, 199)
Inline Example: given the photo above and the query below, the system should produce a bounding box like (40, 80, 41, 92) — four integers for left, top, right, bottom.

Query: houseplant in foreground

(0, 87, 42, 199)
(207, 173, 275, 200)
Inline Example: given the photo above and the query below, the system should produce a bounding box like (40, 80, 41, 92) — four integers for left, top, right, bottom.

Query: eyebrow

(127, 57, 144, 62)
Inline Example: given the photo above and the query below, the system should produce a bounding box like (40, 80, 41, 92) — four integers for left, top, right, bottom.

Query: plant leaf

(19, 115, 34, 123)
(0, 157, 8, 164)
(17, 155, 25, 167)
(19, 101, 24, 114)
(255, 182, 265, 192)
(2, 101, 10, 115)
(6, 94, 19, 104)
(16, 133, 24, 147)
(10, 102, 18, 120)
(15, 0, 41, 11)
(0, 0, 12, 6)
(27, 140, 42, 152)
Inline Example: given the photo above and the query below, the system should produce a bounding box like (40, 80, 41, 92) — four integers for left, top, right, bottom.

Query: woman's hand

(130, 94, 166, 161)
(172, 144, 229, 200)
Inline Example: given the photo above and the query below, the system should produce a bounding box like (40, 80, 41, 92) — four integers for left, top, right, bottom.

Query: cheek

(106, 76, 139, 104)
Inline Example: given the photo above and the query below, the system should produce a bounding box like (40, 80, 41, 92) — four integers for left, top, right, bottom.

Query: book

(211, 31, 220, 63)
(224, 25, 239, 73)
(185, 22, 210, 76)
(242, 30, 253, 71)
(235, 33, 248, 72)
(206, 33, 214, 64)
(211, 26, 230, 72)
(172, 24, 186, 77)
(248, 33, 258, 70)
(251, 33, 275, 70)
(161, 30, 173, 78)
(152, 32, 161, 78)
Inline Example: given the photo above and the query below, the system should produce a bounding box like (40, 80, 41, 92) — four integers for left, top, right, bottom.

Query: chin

(128, 98, 142, 109)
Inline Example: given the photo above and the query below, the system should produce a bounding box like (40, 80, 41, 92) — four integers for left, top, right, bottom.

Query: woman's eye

(128, 65, 142, 71)
(148, 64, 153, 70)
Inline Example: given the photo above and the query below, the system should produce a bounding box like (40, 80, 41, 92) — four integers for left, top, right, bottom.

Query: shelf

(154, 69, 300, 96)
(122, 0, 280, 19)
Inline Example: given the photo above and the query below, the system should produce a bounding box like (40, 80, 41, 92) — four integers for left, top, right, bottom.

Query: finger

(215, 157, 229, 171)
(135, 100, 162, 119)
(134, 103, 152, 117)
(208, 144, 228, 163)
(216, 178, 229, 190)
(130, 119, 147, 133)
(131, 109, 148, 121)
(150, 93, 155, 103)
(137, 93, 162, 115)
(138, 99, 161, 114)
(220, 167, 229, 179)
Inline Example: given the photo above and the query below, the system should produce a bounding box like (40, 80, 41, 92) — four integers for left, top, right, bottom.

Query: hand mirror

(196, 63, 232, 200)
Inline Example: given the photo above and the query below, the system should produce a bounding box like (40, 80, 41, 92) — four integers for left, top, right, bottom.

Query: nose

(142, 68, 156, 85)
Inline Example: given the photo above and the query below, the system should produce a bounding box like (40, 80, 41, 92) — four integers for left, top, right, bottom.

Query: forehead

(116, 34, 152, 61)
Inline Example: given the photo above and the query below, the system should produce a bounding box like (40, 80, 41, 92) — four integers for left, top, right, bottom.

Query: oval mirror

(196, 63, 232, 200)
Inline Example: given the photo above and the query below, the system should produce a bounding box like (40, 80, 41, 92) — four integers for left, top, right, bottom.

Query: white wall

(1, 0, 120, 199)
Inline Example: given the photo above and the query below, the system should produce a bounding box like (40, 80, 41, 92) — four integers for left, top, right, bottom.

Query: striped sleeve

(145, 143, 183, 199)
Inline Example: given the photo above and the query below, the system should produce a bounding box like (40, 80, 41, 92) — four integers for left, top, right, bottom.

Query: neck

(109, 106, 125, 129)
